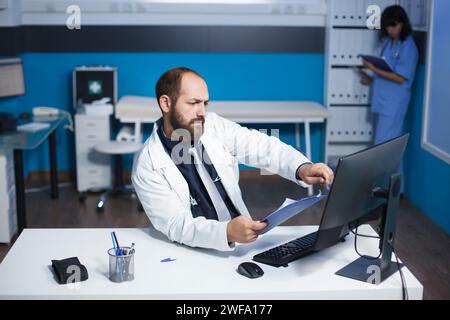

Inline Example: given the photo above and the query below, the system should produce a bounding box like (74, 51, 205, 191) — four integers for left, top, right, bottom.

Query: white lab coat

(132, 112, 311, 251)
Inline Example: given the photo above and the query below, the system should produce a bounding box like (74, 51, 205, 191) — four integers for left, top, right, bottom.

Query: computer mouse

(237, 262, 264, 279)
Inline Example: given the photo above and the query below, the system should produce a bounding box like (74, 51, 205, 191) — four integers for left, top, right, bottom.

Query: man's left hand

(297, 163, 334, 186)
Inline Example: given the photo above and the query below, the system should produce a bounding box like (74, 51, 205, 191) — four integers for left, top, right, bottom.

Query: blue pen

(111, 232, 117, 250)
(112, 232, 121, 256)
(111, 232, 120, 255)
(111, 232, 124, 280)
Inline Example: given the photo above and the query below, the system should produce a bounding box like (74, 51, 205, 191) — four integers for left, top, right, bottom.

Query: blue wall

(424, 0, 450, 156)
(0, 95, 24, 114)
(0, 52, 326, 175)
(404, 64, 450, 234)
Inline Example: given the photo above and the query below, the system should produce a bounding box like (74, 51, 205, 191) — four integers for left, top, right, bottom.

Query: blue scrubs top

(371, 35, 419, 119)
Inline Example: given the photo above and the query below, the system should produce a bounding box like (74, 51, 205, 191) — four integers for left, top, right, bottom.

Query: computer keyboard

(253, 231, 318, 267)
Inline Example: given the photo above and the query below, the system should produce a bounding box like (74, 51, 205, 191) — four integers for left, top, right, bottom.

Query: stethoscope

(381, 38, 400, 61)
(189, 177, 221, 208)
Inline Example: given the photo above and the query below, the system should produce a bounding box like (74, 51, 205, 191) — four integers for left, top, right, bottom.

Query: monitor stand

(335, 173, 403, 285)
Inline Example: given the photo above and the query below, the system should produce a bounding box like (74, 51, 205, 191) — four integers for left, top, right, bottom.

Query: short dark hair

(155, 67, 203, 108)
(380, 5, 413, 41)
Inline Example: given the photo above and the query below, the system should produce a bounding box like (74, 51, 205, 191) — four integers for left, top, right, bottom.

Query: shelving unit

(324, 0, 429, 166)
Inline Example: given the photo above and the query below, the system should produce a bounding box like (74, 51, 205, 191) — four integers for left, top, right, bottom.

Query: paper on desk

(17, 122, 50, 132)
(260, 192, 327, 235)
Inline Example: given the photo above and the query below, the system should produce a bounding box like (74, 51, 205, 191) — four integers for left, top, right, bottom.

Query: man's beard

(169, 108, 205, 143)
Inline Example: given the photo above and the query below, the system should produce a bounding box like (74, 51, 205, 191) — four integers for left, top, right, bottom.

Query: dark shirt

(156, 119, 240, 221)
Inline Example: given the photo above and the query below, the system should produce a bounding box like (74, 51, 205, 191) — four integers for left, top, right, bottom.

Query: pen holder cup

(108, 247, 135, 283)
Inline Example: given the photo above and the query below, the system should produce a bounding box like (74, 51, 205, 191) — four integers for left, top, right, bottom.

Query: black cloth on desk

(156, 119, 240, 221)
(51, 257, 88, 285)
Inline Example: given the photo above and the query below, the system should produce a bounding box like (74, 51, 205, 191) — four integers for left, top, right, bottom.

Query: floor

(0, 171, 449, 299)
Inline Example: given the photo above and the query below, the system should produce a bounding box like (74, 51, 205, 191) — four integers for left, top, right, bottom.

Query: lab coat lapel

(148, 124, 190, 206)
(162, 166, 190, 206)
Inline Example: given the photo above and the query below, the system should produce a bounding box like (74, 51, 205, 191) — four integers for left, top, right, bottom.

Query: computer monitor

(315, 134, 408, 247)
(313, 133, 410, 283)
(253, 134, 409, 283)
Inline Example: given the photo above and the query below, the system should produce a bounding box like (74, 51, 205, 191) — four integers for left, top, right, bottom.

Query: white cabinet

(331, 0, 395, 27)
(327, 106, 373, 143)
(324, 0, 429, 165)
(324, 0, 401, 166)
(75, 114, 112, 192)
(0, 150, 17, 243)
(328, 68, 371, 105)
(329, 28, 381, 66)
(399, 0, 429, 30)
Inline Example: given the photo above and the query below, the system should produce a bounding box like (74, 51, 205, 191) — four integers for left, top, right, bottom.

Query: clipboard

(358, 55, 393, 72)
(260, 192, 327, 235)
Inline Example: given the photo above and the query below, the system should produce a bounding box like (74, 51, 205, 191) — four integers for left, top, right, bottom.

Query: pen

(112, 231, 121, 255)
(111, 232, 123, 279)
(112, 231, 126, 279)
(111, 232, 117, 253)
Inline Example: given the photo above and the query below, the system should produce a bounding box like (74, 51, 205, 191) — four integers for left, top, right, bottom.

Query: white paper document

(17, 122, 50, 132)
(260, 192, 327, 235)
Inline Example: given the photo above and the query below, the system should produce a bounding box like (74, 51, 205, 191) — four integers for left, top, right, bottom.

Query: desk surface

(0, 225, 422, 300)
(0, 115, 67, 150)
(116, 97, 328, 123)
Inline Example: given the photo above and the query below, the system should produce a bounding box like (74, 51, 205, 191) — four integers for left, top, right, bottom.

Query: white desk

(0, 225, 422, 300)
(210, 101, 329, 165)
(117, 97, 329, 196)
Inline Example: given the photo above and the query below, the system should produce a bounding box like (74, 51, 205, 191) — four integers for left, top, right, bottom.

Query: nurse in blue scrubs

(360, 5, 418, 187)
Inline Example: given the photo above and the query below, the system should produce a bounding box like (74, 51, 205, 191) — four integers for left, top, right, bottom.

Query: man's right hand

(227, 216, 267, 243)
